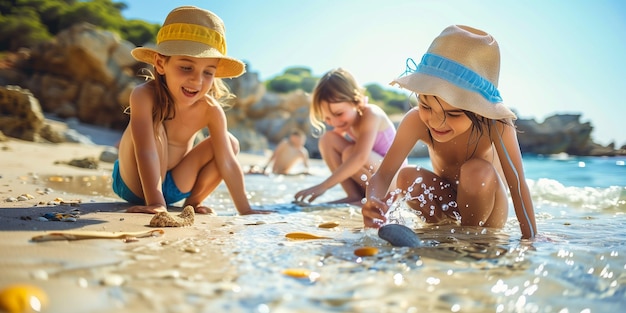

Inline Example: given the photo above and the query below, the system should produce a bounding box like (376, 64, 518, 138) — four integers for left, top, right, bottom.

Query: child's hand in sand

(294, 184, 327, 203)
(190, 206, 216, 215)
(127, 205, 167, 214)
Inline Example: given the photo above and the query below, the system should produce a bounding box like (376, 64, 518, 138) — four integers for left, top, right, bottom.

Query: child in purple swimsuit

(294, 68, 404, 205)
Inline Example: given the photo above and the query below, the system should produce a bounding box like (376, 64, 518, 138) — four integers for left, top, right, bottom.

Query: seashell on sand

(149, 206, 195, 227)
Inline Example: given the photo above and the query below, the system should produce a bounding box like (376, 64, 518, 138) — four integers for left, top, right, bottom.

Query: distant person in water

(252, 129, 310, 175)
(111, 6, 269, 216)
(294, 68, 402, 205)
(362, 25, 537, 239)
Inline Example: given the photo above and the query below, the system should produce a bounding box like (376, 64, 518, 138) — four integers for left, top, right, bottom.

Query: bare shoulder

(202, 96, 227, 125)
(361, 103, 393, 132)
(365, 103, 389, 119)
(398, 109, 428, 137)
(490, 119, 518, 144)
(130, 82, 154, 101)
(274, 139, 289, 151)
(127, 83, 157, 117)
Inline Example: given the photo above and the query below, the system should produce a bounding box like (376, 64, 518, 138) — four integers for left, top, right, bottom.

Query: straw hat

(131, 6, 245, 78)
(392, 25, 516, 120)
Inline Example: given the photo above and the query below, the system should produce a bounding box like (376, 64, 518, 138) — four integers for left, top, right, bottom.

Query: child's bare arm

(495, 121, 537, 239)
(364, 109, 422, 226)
(128, 86, 167, 208)
(206, 104, 263, 214)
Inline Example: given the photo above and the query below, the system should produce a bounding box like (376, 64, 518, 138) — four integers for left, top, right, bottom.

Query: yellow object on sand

(0, 284, 48, 313)
(31, 229, 164, 242)
(284, 232, 331, 240)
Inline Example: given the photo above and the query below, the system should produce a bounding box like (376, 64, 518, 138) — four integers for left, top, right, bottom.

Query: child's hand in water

(361, 197, 388, 228)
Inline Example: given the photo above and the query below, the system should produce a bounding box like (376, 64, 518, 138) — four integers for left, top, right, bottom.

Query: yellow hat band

(156, 23, 227, 55)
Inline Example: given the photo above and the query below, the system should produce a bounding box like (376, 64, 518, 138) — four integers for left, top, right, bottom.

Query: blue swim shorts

(111, 160, 191, 205)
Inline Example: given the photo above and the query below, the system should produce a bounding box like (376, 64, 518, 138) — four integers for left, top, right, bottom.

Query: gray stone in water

(378, 224, 421, 248)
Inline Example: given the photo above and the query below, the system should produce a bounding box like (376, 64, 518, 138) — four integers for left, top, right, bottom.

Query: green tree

(365, 83, 386, 102)
(284, 67, 312, 77)
(0, 6, 51, 51)
(0, 0, 159, 52)
(121, 19, 160, 46)
(267, 74, 301, 93)
(300, 76, 317, 93)
(17, 0, 73, 35)
(58, 0, 126, 34)
(266, 66, 316, 93)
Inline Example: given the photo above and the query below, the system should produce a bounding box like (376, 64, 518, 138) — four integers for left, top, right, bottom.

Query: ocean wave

(528, 178, 626, 212)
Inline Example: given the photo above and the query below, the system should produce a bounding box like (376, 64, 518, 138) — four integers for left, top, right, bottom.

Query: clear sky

(121, 0, 626, 146)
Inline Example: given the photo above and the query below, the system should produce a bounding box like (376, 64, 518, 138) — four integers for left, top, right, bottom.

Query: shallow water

(43, 174, 116, 198)
(41, 155, 626, 312)
(204, 155, 626, 312)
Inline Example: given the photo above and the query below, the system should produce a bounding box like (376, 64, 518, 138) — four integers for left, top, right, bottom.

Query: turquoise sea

(200, 154, 626, 312)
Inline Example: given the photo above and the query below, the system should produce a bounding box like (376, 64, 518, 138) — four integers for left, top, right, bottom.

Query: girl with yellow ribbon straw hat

(112, 6, 271, 216)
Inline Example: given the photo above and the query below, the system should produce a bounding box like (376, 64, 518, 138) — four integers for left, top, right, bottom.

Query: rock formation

(1, 23, 624, 157)
(0, 85, 65, 143)
(516, 114, 625, 156)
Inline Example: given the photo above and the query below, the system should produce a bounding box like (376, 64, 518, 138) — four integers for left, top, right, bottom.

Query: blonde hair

(128, 55, 235, 131)
(310, 68, 365, 134)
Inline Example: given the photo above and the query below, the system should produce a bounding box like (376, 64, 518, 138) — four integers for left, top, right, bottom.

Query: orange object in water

(354, 246, 379, 257)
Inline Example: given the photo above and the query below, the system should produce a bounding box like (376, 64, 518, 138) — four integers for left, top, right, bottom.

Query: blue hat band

(406, 53, 502, 103)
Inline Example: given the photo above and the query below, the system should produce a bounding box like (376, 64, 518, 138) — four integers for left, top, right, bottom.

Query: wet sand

(0, 139, 275, 312)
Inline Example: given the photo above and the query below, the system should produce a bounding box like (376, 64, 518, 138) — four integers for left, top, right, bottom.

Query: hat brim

(392, 73, 516, 120)
(131, 41, 245, 78)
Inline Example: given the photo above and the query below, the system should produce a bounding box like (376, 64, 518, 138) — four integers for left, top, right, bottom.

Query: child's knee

(459, 159, 497, 193)
(397, 166, 426, 190)
(318, 131, 341, 149)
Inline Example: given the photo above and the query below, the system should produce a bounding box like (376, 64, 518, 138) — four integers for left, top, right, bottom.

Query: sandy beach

(0, 137, 284, 313)
(2, 131, 625, 313)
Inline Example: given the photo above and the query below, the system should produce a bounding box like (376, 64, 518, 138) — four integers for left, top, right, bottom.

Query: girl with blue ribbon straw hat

(362, 25, 537, 239)
(112, 6, 270, 216)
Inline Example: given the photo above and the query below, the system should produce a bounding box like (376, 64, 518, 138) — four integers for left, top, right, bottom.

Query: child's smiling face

(320, 100, 360, 133)
(418, 94, 472, 142)
(155, 55, 220, 105)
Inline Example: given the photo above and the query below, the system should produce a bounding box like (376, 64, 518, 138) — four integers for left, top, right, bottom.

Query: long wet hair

(127, 55, 235, 132)
(309, 68, 365, 136)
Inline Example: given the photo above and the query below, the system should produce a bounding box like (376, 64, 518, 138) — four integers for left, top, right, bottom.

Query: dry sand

(0, 138, 281, 313)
